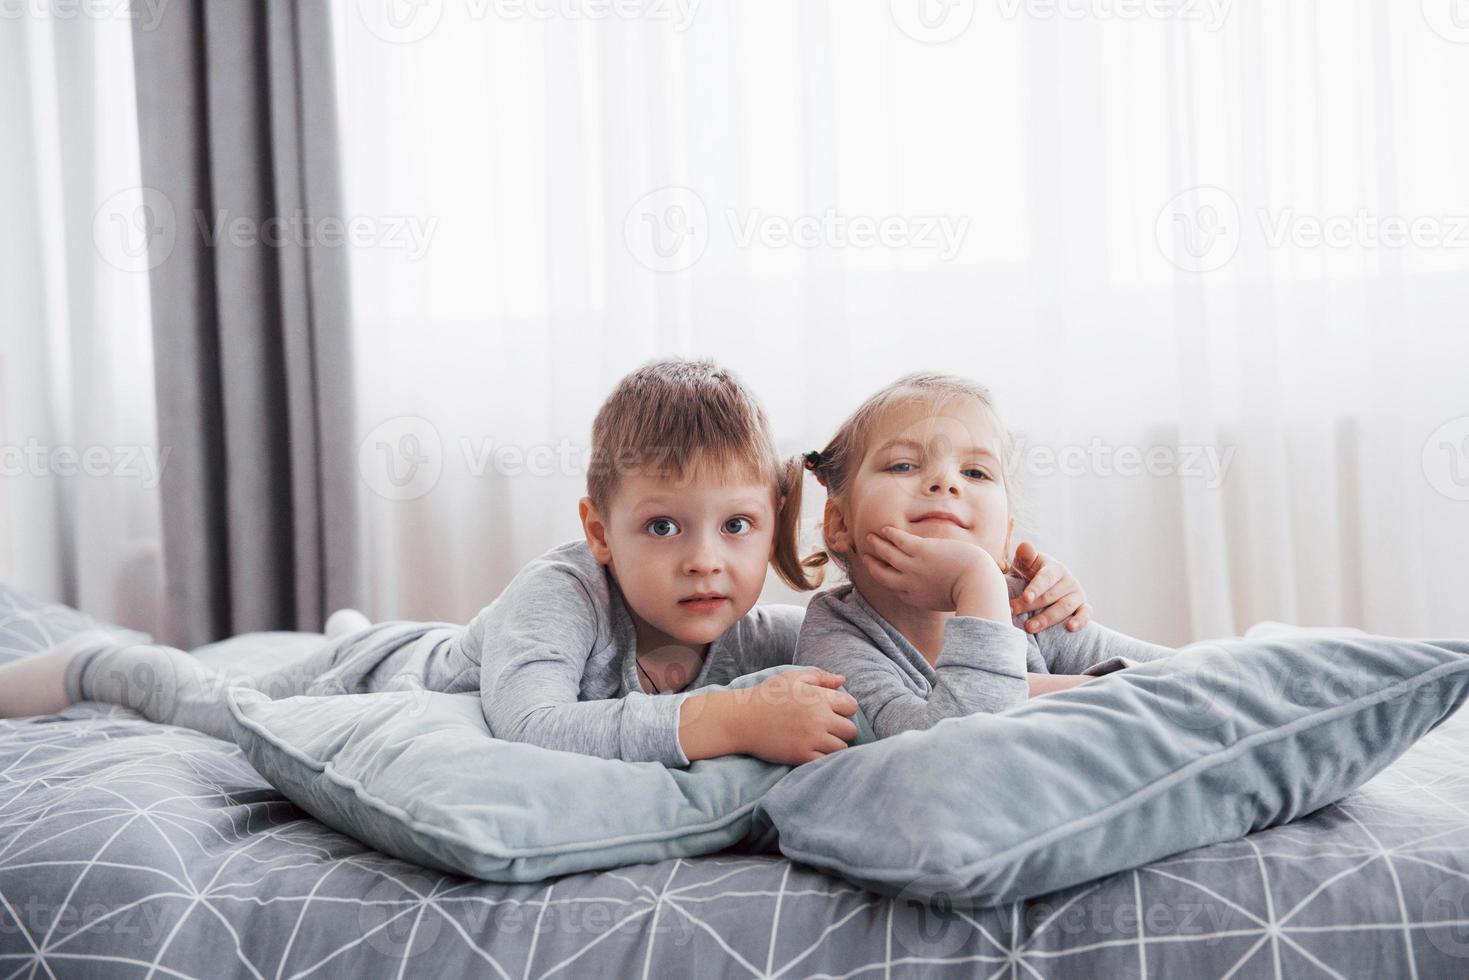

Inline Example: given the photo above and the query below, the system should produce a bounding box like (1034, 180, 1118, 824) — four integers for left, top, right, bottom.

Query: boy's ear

(822, 497, 852, 556)
(579, 497, 613, 565)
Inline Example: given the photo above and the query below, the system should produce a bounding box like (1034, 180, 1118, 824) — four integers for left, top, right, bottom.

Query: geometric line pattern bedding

(3, 586, 1469, 978)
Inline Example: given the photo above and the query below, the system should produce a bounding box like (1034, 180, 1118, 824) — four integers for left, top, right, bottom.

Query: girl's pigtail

(772, 454, 825, 591)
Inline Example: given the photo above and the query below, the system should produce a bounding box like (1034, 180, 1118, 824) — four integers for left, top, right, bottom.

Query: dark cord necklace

(636, 658, 661, 694)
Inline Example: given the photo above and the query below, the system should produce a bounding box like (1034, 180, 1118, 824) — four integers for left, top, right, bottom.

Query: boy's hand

(861, 525, 1007, 616)
(1010, 541, 1092, 634)
(739, 669, 858, 765)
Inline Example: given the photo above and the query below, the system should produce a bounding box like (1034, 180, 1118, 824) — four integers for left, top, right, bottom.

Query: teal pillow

(756, 633, 1469, 906)
(225, 664, 810, 881)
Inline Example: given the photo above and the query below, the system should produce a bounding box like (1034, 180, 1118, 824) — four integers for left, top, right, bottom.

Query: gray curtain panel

(130, 0, 362, 647)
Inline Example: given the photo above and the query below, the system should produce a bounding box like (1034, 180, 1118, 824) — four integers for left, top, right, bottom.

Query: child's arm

(678, 668, 858, 764)
(1025, 616, 1177, 676)
(796, 592, 1031, 740)
(476, 567, 699, 766)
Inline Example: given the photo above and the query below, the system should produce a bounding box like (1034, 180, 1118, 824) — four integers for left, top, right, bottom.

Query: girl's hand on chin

(860, 525, 1005, 613)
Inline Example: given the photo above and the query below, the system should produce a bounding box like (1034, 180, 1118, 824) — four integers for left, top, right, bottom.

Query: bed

(3, 584, 1468, 978)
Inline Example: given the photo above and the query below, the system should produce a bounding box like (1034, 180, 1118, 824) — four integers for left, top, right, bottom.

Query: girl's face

(582, 465, 778, 649)
(826, 397, 1014, 582)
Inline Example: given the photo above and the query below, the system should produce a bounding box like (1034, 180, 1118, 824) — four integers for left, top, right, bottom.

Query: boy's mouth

(678, 593, 729, 614)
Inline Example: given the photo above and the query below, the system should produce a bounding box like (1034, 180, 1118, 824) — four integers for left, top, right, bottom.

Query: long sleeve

(795, 592, 1030, 739)
(473, 555, 693, 767)
(1030, 620, 1177, 677)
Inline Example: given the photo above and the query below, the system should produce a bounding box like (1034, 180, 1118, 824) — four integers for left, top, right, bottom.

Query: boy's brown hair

(587, 357, 821, 591)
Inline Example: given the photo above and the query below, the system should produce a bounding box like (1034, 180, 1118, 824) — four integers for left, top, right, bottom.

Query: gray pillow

(226, 664, 812, 881)
(756, 633, 1469, 906)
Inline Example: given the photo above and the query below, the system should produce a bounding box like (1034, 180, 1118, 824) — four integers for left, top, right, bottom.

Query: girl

(791, 372, 1177, 740)
(0, 360, 1093, 765)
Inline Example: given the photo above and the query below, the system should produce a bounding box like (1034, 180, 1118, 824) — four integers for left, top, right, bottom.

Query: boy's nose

(684, 542, 723, 574)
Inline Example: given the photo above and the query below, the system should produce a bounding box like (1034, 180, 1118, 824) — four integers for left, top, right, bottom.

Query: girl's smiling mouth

(910, 510, 969, 529)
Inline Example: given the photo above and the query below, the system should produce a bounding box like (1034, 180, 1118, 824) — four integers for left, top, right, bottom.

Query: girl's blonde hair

(587, 357, 820, 591)
(796, 372, 1017, 583)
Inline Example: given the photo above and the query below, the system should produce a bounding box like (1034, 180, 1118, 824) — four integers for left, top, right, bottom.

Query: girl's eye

(964, 468, 991, 481)
(646, 518, 679, 537)
(723, 516, 753, 535)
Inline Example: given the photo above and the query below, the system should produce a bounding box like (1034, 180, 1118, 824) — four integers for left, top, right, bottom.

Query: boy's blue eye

(646, 518, 679, 537)
(887, 462, 916, 474)
(724, 516, 753, 534)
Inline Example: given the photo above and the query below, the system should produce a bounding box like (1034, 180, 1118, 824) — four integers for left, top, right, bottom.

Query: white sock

(325, 608, 372, 641)
(0, 630, 120, 718)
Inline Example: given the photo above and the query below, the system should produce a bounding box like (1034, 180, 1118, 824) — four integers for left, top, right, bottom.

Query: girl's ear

(579, 497, 614, 564)
(822, 496, 852, 556)
(1002, 515, 1016, 571)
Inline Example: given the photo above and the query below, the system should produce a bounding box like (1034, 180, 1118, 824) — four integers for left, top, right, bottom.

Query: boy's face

(826, 398, 1014, 587)
(581, 467, 777, 650)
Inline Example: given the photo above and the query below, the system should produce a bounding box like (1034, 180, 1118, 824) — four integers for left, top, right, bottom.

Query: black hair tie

(803, 450, 824, 471)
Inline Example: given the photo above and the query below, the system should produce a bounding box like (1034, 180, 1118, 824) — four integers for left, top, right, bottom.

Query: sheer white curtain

(1, 9, 164, 635)
(330, 0, 1469, 645)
